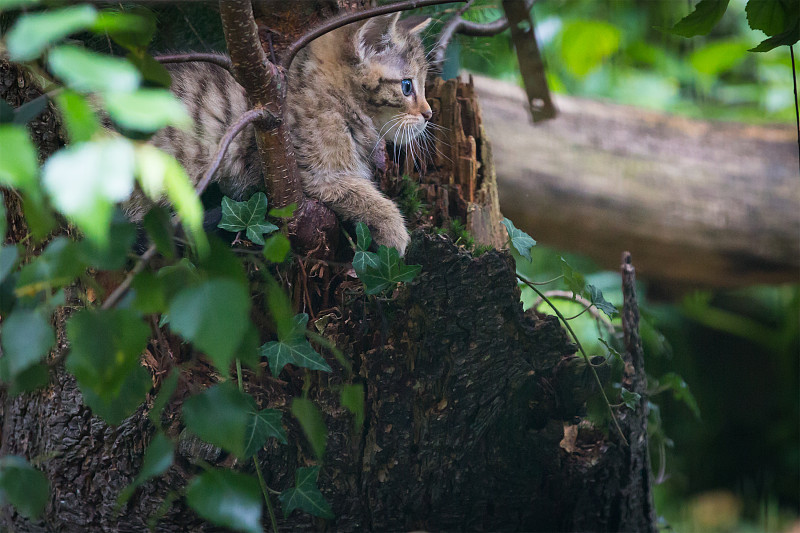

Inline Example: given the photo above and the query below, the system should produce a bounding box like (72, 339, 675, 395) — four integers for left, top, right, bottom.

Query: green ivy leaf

(0, 125, 38, 191)
(749, 18, 800, 51)
(259, 314, 332, 377)
(0, 456, 49, 519)
(0, 309, 55, 380)
(54, 90, 100, 143)
(560, 20, 621, 77)
(218, 193, 278, 245)
(48, 45, 141, 94)
(660, 0, 730, 38)
(745, 0, 793, 36)
(291, 398, 328, 462)
(585, 284, 618, 318)
(659, 372, 701, 419)
(15, 237, 86, 298)
(182, 383, 254, 459)
(118, 432, 174, 505)
(279, 466, 334, 520)
(6, 4, 97, 61)
(356, 245, 421, 295)
(262, 233, 291, 263)
(620, 388, 641, 410)
(104, 89, 191, 133)
(65, 308, 151, 425)
(244, 408, 288, 458)
(561, 258, 586, 296)
(42, 138, 136, 246)
(355, 221, 371, 251)
(168, 279, 250, 371)
(352, 250, 380, 274)
(126, 51, 172, 88)
(186, 469, 262, 533)
(501, 218, 536, 262)
(340, 384, 365, 432)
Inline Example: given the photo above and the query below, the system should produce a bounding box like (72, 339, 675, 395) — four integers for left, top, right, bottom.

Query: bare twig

(281, 0, 466, 71)
(432, 0, 535, 67)
(100, 244, 158, 310)
(154, 52, 232, 71)
(195, 108, 277, 195)
(531, 289, 615, 334)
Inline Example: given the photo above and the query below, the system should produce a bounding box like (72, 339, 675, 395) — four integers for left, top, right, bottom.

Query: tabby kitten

(143, 13, 432, 255)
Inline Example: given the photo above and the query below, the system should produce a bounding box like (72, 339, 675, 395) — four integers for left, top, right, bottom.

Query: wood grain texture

(473, 74, 800, 290)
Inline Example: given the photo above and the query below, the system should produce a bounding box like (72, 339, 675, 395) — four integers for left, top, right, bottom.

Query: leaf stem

(254, 456, 279, 533)
(518, 274, 628, 446)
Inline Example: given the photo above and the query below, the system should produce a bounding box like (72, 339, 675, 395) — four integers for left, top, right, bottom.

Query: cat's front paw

(372, 215, 410, 256)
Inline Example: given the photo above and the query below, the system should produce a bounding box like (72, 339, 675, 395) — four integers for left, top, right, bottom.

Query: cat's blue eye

(401, 79, 413, 96)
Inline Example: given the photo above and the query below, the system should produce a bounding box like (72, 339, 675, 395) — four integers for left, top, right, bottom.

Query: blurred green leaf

(92, 10, 155, 50)
(131, 270, 167, 315)
(262, 233, 291, 263)
(244, 408, 287, 458)
(0, 245, 16, 285)
(0, 309, 54, 380)
(16, 237, 86, 298)
(48, 45, 141, 94)
(0, 125, 38, 191)
(126, 52, 172, 88)
(182, 383, 253, 459)
(501, 217, 536, 262)
(118, 432, 174, 505)
(291, 397, 327, 462)
(689, 39, 748, 75)
(0, 100, 13, 123)
(218, 193, 278, 245)
(340, 384, 364, 432)
(0, 455, 49, 519)
(268, 202, 297, 218)
(148, 371, 178, 428)
(6, 5, 97, 61)
(77, 215, 136, 270)
(8, 363, 49, 396)
(143, 205, 176, 259)
(135, 144, 207, 254)
(659, 372, 701, 419)
(20, 193, 56, 240)
(168, 279, 250, 371)
(186, 469, 262, 533)
(560, 20, 621, 76)
(104, 89, 191, 133)
(0, 0, 40, 13)
(42, 138, 135, 246)
(12, 95, 48, 126)
(279, 466, 334, 519)
(661, 0, 730, 38)
(65, 308, 151, 425)
(265, 273, 296, 343)
(54, 90, 100, 143)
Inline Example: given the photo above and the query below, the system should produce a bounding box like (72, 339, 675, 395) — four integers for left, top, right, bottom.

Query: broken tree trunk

(473, 74, 800, 292)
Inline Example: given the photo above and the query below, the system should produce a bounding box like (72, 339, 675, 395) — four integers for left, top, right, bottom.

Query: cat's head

(353, 13, 433, 146)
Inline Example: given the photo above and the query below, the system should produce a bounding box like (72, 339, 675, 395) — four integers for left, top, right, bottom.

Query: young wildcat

(142, 13, 432, 255)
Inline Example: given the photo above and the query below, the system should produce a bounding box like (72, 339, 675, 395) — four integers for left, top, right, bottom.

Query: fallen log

(473, 74, 800, 292)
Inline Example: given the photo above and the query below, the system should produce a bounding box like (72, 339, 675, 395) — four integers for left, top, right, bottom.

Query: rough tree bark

(1, 2, 657, 532)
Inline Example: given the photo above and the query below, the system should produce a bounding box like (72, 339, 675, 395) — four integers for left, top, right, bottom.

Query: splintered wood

(388, 75, 506, 249)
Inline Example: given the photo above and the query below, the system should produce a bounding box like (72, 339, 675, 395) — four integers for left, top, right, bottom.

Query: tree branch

(281, 0, 466, 71)
(154, 53, 232, 72)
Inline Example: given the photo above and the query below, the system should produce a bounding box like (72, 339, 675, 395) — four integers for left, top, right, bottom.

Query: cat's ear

(397, 15, 432, 35)
(355, 13, 400, 59)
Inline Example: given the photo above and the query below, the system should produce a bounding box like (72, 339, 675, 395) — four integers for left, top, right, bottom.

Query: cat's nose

(421, 109, 432, 121)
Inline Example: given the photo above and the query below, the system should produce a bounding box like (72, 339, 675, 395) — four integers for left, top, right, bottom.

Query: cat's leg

(304, 169, 409, 255)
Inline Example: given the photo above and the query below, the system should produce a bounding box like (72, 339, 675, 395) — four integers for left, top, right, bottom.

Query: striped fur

(135, 13, 431, 254)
